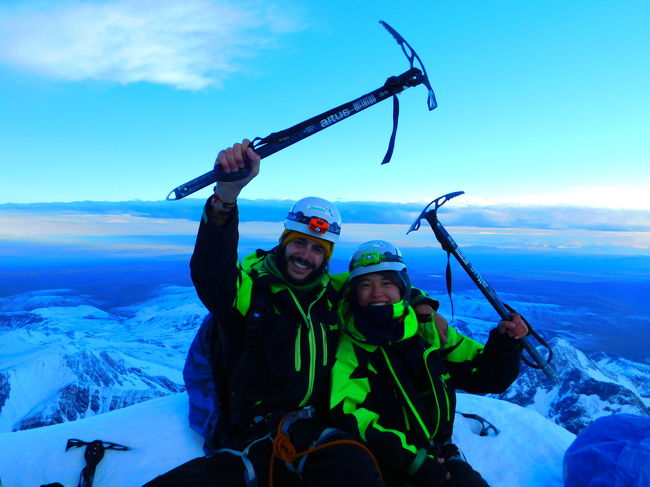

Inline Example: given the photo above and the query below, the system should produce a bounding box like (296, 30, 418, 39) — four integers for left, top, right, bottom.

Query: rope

(268, 416, 382, 487)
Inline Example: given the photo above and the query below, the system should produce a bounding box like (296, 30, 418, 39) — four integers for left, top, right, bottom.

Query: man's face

(356, 273, 401, 306)
(284, 237, 326, 281)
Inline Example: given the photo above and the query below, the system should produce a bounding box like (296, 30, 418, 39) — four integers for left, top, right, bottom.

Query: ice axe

(408, 191, 559, 384)
(167, 20, 437, 200)
(65, 438, 130, 487)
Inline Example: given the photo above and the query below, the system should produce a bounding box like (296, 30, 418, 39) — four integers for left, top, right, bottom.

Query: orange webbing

(269, 416, 382, 487)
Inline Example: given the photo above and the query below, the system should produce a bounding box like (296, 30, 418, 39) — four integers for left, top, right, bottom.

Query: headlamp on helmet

(349, 240, 406, 279)
(284, 197, 342, 243)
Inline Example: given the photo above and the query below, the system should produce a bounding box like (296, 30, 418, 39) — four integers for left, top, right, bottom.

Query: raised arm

(190, 139, 261, 315)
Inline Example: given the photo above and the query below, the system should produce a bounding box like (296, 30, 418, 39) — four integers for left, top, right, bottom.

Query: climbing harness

(269, 407, 382, 487)
(214, 433, 274, 487)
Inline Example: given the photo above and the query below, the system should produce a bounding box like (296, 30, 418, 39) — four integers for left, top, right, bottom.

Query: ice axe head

(407, 191, 464, 234)
(380, 20, 437, 111)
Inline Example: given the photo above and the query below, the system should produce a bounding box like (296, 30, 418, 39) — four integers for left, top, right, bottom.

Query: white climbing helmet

(284, 196, 342, 243)
(349, 240, 406, 279)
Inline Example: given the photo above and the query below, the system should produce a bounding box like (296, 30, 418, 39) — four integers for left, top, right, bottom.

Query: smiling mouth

(289, 257, 313, 272)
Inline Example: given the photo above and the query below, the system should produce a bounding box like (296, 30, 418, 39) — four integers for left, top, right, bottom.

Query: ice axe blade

(407, 191, 464, 234)
(380, 20, 437, 110)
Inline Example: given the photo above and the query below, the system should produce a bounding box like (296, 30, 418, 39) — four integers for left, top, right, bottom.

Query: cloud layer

(1, 199, 649, 256)
(0, 0, 301, 89)
(3, 199, 650, 232)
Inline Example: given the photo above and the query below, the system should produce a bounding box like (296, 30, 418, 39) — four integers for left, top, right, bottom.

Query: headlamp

(286, 211, 341, 236)
(308, 217, 329, 234)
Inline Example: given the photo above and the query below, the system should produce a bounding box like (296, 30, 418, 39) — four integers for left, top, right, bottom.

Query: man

(331, 240, 528, 486)
(144, 140, 384, 486)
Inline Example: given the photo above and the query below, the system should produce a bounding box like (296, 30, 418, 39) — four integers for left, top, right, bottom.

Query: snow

(1, 285, 644, 486)
(0, 394, 204, 487)
(595, 356, 650, 407)
(529, 385, 557, 418)
(0, 392, 575, 487)
(455, 394, 574, 486)
(0, 354, 75, 431)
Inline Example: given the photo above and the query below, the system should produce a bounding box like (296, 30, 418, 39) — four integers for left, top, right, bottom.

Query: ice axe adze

(407, 191, 559, 384)
(166, 20, 437, 200)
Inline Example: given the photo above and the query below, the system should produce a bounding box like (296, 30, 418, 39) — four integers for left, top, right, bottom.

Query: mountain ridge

(1, 286, 647, 435)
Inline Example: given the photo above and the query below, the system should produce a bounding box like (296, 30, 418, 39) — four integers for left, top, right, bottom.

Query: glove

(440, 441, 465, 462)
(410, 457, 451, 486)
(444, 459, 489, 487)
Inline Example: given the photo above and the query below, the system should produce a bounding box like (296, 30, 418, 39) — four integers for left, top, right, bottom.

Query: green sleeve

(443, 327, 521, 393)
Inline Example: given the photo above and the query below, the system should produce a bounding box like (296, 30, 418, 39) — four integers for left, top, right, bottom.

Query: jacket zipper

(294, 325, 302, 371)
(321, 323, 328, 366)
(301, 314, 316, 407)
(423, 346, 450, 438)
(380, 348, 432, 440)
(289, 287, 327, 408)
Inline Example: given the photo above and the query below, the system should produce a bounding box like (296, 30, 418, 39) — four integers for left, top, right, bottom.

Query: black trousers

(444, 459, 490, 487)
(143, 426, 386, 487)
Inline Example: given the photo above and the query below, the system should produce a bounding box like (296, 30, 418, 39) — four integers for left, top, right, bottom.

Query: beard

(275, 246, 326, 286)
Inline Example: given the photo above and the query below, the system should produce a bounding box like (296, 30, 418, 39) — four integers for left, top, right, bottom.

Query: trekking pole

(407, 191, 559, 384)
(167, 20, 437, 200)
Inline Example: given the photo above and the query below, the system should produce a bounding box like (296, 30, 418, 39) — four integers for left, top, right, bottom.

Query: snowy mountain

(0, 391, 575, 487)
(1, 284, 648, 446)
(427, 291, 650, 434)
(0, 287, 205, 433)
(495, 338, 650, 434)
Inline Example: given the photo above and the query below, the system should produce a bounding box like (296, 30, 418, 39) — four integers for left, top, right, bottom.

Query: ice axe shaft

(167, 68, 426, 200)
(408, 191, 559, 384)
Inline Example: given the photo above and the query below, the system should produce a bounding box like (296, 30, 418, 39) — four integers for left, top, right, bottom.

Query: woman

(331, 240, 528, 486)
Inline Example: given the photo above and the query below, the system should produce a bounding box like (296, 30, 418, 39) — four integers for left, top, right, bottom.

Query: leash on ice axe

(407, 191, 559, 384)
(167, 20, 437, 200)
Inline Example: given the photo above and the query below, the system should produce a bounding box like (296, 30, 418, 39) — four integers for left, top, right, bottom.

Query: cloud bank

(0, 0, 302, 89)
(458, 185, 650, 212)
(2, 199, 648, 232)
(1, 200, 649, 256)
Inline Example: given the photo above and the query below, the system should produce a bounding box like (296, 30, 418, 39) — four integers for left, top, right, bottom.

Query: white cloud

(0, 0, 303, 89)
(458, 184, 650, 211)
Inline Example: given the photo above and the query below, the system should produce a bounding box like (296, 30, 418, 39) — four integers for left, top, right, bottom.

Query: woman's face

(356, 273, 401, 306)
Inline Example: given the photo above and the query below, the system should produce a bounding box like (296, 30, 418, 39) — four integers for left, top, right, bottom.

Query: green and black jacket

(330, 295, 522, 483)
(190, 200, 346, 440)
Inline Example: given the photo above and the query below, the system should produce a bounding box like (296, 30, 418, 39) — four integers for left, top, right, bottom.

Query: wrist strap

(212, 193, 237, 208)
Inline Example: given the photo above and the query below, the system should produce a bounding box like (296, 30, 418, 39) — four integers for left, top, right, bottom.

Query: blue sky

(1, 0, 649, 209)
